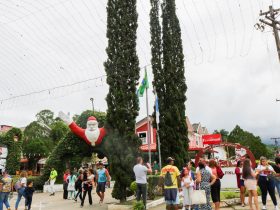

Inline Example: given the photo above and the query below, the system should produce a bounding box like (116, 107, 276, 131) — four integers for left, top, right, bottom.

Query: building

(0, 125, 12, 134)
(135, 116, 208, 153)
(135, 116, 157, 152)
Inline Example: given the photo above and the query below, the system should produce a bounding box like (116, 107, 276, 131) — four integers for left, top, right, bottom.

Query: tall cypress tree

(104, 0, 141, 201)
(156, 0, 188, 168)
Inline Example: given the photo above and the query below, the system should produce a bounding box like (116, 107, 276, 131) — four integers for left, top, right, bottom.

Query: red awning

(202, 134, 222, 145)
(140, 144, 157, 152)
(20, 158, 28, 163)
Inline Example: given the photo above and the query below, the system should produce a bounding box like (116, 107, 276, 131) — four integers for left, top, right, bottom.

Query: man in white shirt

(133, 157, 152, 209)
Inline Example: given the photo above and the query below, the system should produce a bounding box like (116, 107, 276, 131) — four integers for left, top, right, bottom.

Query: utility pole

(258, 5, 280, 62)
(90, 98, 94, 113)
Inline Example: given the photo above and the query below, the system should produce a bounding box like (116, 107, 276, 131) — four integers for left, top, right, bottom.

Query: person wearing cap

(133, 157, 152, 209)
(160, 157, 181, 210)
(96, 161, 110, 205)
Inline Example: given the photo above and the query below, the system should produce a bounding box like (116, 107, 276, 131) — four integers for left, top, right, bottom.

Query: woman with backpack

(67, 171, 77, 200)
(209, 159, 223, 210)
(15, 170, 27, 210)
(74, 169, 83, 202)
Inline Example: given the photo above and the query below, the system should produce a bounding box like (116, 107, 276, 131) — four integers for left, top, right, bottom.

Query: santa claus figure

(59, 111, 106, 146)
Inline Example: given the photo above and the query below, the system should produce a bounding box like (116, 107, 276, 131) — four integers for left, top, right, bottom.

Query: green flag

(138, 69, 149, 97)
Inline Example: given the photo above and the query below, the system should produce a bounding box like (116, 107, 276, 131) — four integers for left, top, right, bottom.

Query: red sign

(202, 134, 222, 145)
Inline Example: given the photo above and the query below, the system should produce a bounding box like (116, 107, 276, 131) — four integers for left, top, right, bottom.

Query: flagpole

(146, 86, 152, 165)
(156, 122, 162, 170)
(155, 92, 162, 170)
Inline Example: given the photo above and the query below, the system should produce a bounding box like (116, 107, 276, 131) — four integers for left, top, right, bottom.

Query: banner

(202, 134, 222, 145)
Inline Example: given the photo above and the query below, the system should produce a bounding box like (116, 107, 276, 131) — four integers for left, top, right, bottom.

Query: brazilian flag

(137, 69, 149, 97)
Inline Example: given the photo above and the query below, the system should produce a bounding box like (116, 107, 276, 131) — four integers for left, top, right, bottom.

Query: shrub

(27, 176, 45, 191)
(147, 175, 162, 200)
(130, 181, 137, 193)
(133, 201, 145, 210)
(223, 192, 238, 199)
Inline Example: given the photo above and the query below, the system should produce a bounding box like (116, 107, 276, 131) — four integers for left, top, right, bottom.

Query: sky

(0, 0, 280, 143)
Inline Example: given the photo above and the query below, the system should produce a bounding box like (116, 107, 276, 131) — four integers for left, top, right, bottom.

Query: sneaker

(275, 206, 279, 210)
(262, 206, 267, 210)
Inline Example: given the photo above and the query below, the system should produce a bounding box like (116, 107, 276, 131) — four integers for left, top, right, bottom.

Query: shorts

(164, 189, 179, 205)
(244, 179, 257, 191)
(96, 182, 106, 193)
(240, 179, 245, 187)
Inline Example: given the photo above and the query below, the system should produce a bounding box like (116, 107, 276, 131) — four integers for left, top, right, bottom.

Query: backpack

(14, 178, 22, 191)
(216, 166, 224, 179)
(164, 171, 173, 187)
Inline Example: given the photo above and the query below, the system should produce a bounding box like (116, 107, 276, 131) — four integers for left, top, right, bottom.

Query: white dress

(181, 176, 194, 206)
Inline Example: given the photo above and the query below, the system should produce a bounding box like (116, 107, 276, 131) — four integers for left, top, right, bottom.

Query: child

(24, 180, 35, 210)
(181, 167, 194, 210)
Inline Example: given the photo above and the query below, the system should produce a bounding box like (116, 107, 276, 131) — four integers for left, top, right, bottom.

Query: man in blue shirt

(96, 162, 110, 205)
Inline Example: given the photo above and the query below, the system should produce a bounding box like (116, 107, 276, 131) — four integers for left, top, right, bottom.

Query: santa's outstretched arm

(58, 111, 86, 141)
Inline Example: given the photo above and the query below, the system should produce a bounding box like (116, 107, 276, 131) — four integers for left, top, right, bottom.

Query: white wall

(220, 167, 238, 189)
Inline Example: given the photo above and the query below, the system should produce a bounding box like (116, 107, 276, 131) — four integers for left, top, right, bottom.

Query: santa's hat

(87, 116, 97, 122)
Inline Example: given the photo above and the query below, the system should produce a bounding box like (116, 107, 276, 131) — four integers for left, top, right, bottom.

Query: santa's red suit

(68, 116, 106, 146)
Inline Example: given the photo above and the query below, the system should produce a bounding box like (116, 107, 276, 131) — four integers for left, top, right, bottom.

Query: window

(138, 132, 147, 144)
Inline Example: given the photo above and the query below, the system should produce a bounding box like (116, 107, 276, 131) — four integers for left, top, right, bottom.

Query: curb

(108, 197, 165, 210)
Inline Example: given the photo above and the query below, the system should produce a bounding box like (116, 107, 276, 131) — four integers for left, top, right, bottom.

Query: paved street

(8, 189, 118, 210)
(150, 197, 277, 210)
(6, 190, 279, 210)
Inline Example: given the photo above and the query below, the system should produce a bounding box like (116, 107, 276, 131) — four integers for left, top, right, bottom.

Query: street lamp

(90, 98, 94, 113)
(276, 99, 280, 102)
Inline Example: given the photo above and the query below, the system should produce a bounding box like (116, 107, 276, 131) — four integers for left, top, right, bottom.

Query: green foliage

(153, 0, 188, 169)
(228, 125, 269, 159)
(130, 181, 137, 193)
(36, 109, 55, 126)
(23, 120, 54, 170)
(75, 110, 106, 128)
(147, 175, 161, 200)
(27, 176, 45, 191)
(23, 138, 52, 169)
(104, 0, 141, 202)
(104, 132, 141, 201)
(24, 121, 49, 140)
(50, 121, 69, 143)
(223, 192, 237, 199)
(133, 201, 145, 210)
(0, 128, 23, 174)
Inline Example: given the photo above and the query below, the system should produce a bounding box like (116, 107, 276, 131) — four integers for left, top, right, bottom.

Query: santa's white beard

(85, 128, 100, 146)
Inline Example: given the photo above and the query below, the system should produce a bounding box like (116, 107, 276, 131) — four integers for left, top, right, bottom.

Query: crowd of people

(0, 170, 35, 210)
(134, 156, 280, 210)
(59, 161, 111, 208)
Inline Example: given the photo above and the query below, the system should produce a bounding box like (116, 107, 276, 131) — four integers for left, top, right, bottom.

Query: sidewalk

(150, 197, 278, 210)
(7, 190, 279, 209)
(8, 188, 118, 210)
